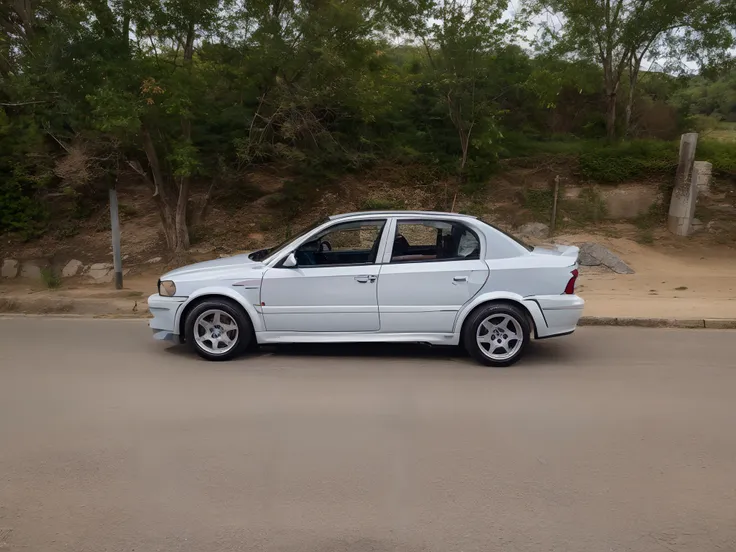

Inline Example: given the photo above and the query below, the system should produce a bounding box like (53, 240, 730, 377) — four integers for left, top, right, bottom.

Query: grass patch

(697, 141, 736, 176)
(561, 187, 607, 226)
(523, 188, 554, 221)
(118, 203, 139, 218)
(502, 136, 680, 183)
(359, 197, 406, 211)
(636, 229, 654, 244)
(41, 267, 61, 289)
(577, 141, 677, 182)
(634, 201, 666, 230)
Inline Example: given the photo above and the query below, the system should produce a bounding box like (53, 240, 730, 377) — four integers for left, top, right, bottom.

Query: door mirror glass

(282, 252, 298, 268)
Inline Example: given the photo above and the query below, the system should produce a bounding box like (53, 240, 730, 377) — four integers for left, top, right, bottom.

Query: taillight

(564, 269, 579, 295)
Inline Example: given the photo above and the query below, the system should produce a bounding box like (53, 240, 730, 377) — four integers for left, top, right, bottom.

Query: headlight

(159, 280, 177, 296)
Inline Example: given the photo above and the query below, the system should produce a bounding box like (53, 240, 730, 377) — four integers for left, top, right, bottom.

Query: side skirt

(255, 331, 460, 346)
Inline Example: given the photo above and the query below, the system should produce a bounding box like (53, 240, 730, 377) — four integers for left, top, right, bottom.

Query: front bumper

(148, 294, 187, 341)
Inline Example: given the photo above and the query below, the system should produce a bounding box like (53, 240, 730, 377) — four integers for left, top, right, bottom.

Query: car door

(260, 219, 388, 332)
(377, 218, 489, 333)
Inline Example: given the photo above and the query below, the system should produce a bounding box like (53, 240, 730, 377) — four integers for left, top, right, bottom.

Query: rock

(516, 222, 549, 239)
(690, 218, 704, 234)
(20, 261, 44, 280)
(87, 263, 114, 282)
(1, 259, 19, 278)
(145, 256, 163, 264)
(578, 243, 634, 274)
(62, 259, 84, 278)
(577, 248, 602, 266)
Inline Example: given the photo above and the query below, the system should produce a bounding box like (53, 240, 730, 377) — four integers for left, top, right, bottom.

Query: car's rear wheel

(184, 299, 252, 361)
(463, 303, 530, 367)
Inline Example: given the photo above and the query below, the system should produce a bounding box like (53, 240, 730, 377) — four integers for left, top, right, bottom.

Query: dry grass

(702, 123, 736, 143)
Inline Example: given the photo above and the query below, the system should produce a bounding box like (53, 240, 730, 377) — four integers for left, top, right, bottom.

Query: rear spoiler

(557, 245, 579, 259)
(531, 244, 579, 259)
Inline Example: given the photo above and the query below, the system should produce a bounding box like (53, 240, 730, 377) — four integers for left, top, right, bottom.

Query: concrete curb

(579, 316, 736, 329)
(0, 295, 147, 318)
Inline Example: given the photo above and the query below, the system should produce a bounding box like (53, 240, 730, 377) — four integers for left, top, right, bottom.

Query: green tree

(414, 0, 514, 183)
(527, 0, 735, 139)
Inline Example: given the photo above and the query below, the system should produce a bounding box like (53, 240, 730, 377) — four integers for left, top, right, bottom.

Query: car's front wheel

(463, 303, 530, 367)
(184, 299, 252, 361)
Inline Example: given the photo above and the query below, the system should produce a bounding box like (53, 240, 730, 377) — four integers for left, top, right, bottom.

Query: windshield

(478, 218, 534, 252)
(250, 217, 328, 264)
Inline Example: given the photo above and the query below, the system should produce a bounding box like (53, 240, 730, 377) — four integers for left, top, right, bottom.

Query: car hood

(162, 253, 264, 281)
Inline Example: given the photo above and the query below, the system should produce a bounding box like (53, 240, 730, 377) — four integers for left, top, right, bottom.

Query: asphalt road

(1, 318, 735, 552)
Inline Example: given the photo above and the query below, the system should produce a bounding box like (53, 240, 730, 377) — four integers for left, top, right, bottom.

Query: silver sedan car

(149, 211, 583, 366)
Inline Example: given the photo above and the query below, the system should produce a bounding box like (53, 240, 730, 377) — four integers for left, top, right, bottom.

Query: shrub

(560, 187, 607, 226)
(577, 140, 678, 182)
(524, 188, 554, 220)
(697, 141, 736, 176)
(41, 267, 61, 289)
(0, 175, 49, 240)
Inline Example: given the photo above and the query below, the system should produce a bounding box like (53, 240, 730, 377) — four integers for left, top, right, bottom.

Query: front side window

(390, 220, 480, 263)
(292, 219, 386, 267)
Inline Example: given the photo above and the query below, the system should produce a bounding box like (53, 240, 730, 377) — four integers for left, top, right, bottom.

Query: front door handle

(355, 275, 377, 283)
(453, 276, 468, 283)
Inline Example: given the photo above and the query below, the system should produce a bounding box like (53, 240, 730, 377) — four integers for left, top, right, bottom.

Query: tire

(184, 298, 253, 361)
(463, 303, 530, 367)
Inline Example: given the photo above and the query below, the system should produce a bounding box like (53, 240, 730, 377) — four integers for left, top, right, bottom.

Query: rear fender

(454, 291, 547, 338)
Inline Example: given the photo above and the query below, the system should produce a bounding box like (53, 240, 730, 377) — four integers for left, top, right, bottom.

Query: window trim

(275, 218, 388, 269)
(387, 218, 482, 265)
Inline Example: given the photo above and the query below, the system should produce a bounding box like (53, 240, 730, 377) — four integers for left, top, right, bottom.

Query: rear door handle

(453, 276, 468, 283)
(355, 275, 377, 283)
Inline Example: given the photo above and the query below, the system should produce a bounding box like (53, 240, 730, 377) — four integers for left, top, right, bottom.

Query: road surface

(1, 318, 735, 552)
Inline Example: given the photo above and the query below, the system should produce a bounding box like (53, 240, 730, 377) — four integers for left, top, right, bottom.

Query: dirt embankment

(0, 163, 735, 321)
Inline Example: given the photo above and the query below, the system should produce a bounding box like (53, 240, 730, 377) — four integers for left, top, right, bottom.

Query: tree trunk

(624, 52, 645, 137)
(171, 21, 196, 253)
(122, 0, 130, 53)
(0, 38, 11, 77)
(12, 0, 34, 38)
(624, 71, 637, 137)
(446, 91, 473, 179)
(601, 48, 624, 141)
(140, 126, 178, 250)
(606, 90, 617, 141)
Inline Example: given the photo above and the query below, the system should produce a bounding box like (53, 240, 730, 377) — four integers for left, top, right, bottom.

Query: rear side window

(390, 220, 480, 263)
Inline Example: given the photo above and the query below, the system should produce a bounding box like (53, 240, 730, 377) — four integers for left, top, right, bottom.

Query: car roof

(329, 210, 478, 220)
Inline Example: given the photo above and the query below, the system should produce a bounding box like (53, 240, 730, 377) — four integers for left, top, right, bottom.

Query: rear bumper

(148, 294, 187, 339)
(524, 295, 584, 338)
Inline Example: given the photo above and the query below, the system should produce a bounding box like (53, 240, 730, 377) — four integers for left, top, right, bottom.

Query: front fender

(175, 286, 265, 334)
(453, 291, 547, 338)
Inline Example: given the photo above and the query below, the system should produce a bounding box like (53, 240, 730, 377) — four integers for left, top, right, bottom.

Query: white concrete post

(693, 161, 712, 197)
(667, 133, 698, 236)
(109, 185, 123, 289)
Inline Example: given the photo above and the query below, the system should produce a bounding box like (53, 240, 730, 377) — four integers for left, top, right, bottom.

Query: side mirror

(282, 252, 298, 268)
